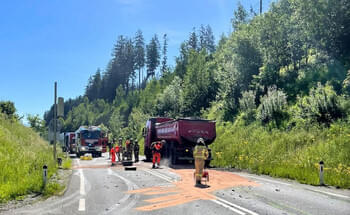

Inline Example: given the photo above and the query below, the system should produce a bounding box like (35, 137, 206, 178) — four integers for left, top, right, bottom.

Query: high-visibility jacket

(193, 145, 209, 160)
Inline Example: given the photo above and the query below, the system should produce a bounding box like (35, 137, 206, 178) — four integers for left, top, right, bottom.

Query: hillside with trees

(44, 0, 350, 187)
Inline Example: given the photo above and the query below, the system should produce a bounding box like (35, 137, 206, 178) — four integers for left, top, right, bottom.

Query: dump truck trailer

(143, 117, 216, 165)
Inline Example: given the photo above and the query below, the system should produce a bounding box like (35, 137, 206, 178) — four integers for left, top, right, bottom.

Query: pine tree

(188, 27, 198, 50)
(134, 30, 145, 89)
(161, 33, 168, 75)
(146, 34, 160, 79)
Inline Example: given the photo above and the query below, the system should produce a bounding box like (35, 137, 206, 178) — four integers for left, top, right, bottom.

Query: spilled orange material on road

(128, 169, 259, 211)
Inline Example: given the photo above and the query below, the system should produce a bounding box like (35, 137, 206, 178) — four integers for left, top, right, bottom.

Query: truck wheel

(170, 143, 177, 165)
(205, 160, 211, 168)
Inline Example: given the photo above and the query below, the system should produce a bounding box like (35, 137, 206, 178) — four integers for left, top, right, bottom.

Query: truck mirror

(142, 128, 146, 137)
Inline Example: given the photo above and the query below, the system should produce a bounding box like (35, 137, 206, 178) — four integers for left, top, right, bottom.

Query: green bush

(211, 121, 350, 188)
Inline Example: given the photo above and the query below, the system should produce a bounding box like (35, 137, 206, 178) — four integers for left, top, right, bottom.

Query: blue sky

(0, 0, 272, 120)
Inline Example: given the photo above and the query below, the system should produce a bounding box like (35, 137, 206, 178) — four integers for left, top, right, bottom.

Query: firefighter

(115, 143, 121, 162)
(129, 138, 134, 160)
(152, 141, 163, 168)
(193, 138, 209, 187)
(118, 138, 123, 161)
(107, 139, 113, 159)
(134, 139, 139, 162)
(110, 144, 116, 166)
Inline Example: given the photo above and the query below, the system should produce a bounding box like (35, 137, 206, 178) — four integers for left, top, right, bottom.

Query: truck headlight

(96, 146, 102, 151)
(81, 146, 86, 151)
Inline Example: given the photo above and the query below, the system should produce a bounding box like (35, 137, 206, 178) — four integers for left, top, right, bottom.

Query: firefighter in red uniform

(110, 145, 116, 166)
(152, 140, 164, 168)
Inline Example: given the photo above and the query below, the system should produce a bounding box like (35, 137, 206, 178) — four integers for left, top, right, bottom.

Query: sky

(0, 0, 272, 120)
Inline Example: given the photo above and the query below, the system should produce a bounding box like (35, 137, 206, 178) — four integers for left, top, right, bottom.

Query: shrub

(257, 86, 288, 127)
(293, 83, 344, 126)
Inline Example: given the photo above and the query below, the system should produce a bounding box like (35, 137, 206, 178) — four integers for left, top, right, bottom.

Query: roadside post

(43, 165, 48, 187)
(319, 161, 324, 186)
(57, 157, 62, 168)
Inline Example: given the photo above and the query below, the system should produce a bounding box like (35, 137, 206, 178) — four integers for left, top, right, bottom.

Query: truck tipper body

(75, 126, 108, 157)
(143, 117, 216, 165)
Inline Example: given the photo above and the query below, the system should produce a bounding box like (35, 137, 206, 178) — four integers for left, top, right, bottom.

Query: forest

(41, 0, 350, 187)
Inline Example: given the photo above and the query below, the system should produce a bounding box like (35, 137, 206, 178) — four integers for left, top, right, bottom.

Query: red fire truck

(143, 118, 216, 165)
(75, 126, 108, 157)
(64, 132, 76, 154)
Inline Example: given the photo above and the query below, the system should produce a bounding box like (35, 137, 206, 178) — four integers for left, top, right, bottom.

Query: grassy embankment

(211, 122, 350, 188)
(0, 115, 71, 202)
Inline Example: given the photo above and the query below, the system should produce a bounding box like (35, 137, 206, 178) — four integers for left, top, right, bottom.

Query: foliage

(0, 115, 57, 202)
(257, 86, 288, 127)
(0, 101, 17, 119)
(211, 122, 350, 188)
(293, 83, 344, 126)
(180, 50, 218, 116)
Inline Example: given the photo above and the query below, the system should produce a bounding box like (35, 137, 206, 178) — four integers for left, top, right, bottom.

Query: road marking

(79, 169, 85, 195)
(142, 169, 174, 183)
(78, 198, 85, 211)
(306, 188, 350, 199)
(242, 175, 291, 186)
(103, 168, 140, 214)
(216, 197, 259, 215)
(211, 199, 246, 215)
(241, 173, 350, 200)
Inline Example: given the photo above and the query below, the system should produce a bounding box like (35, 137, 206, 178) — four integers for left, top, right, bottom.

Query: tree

(199, 25, 216, 53)
(181, 50, 218, 116)
(27, 114, 45, 134)
(0, 101, 16, 117)
(85, 68, 102, 100)
(188, 27, 198, 50)
(146, 34, 161, 79)
(134, 30, 145, 89)
(231, 1, 248, 30)
(161, 33, 168, 75)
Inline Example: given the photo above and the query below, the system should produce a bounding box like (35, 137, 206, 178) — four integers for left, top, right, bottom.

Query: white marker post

(43, 165, 48, 187)
(319, 161, 324, 186)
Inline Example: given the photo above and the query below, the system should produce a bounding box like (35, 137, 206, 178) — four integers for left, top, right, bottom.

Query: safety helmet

(119, 138, 122, 141)
(135, 139, 138, 143)
(130, 138, 133, 141)
(197, 138, 205, 144)
(161, 140, 166, 144)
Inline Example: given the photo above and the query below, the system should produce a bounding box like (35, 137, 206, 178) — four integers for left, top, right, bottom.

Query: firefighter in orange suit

(152, 141, 163, 168)
(110, 145, 116, 166)
(193, 138, 209, 187)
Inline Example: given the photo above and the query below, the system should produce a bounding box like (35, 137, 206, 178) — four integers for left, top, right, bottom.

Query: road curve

(4, 153, 350, 215)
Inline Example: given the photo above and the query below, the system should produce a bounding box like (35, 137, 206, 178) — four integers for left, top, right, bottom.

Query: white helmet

(197, 138, 205, 144)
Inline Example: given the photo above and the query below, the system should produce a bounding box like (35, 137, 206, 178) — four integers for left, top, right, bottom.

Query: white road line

(307, 189, 350, 199)
(242, 175, 291, 186)
(241, 173, 350, 199)
(103, 168, 140, 214)
(78, 198, 85, 211)
(142, 169, 173, 183)
(79, 169, 85, 195)
(216, 197, 260, 215)
(211, 199, 246, 215)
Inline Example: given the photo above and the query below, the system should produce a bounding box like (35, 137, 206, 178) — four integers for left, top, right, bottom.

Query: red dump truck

(143, 117, 216, 165)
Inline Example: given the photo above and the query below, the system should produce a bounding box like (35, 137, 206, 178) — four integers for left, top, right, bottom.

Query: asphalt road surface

(4, 153, 350, 215)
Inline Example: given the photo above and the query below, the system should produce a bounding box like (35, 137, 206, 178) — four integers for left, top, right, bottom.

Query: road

(4, 153, 350, 215)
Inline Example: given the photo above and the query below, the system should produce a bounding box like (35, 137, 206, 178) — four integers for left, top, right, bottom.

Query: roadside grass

(0, 115, 58, 202)
(211, 121, 350, 188)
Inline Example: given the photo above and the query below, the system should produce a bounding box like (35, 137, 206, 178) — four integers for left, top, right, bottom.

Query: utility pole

(53, 82, 57, 161)
(260, 0, 262, 15)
